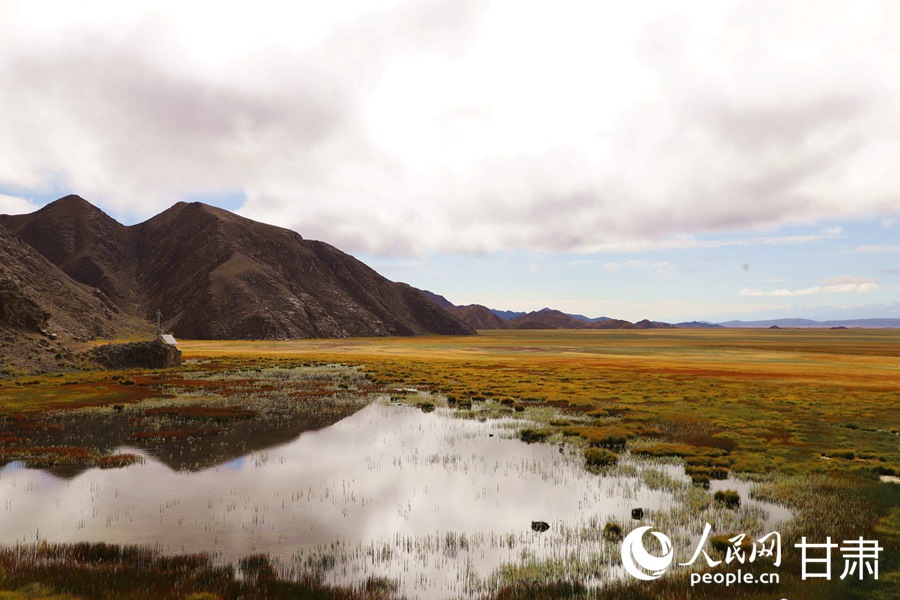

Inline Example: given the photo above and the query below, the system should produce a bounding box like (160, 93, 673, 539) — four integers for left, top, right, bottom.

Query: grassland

(184, 329, 900, 477)
(0, 328, 897, 599)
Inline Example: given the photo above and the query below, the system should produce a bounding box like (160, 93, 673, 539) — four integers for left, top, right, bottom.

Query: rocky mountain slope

(0, 223, 141, 373)
(0, 196, 474, 341)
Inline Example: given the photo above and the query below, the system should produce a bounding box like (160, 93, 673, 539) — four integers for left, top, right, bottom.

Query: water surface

(0, 400, 787, 597)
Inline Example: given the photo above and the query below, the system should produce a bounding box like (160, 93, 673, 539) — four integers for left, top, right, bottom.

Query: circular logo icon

(621, 525, 674, 580)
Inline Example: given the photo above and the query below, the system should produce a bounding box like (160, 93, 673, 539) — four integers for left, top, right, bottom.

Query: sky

(0, 0, 897, 322)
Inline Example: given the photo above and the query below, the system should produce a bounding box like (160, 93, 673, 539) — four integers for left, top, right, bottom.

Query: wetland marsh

(0, 330, 897, 599)
(0, 394, 791, 598)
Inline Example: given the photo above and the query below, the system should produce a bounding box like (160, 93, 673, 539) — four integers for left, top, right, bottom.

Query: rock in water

(531, 521, 550, 533)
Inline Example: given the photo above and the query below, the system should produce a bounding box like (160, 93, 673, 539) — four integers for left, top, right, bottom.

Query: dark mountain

(0, 223, 142, 373)
(1, 196, 474, 340)
(0, 196, 137, 309)
(490, 309, 527, 320)
(0, 196, 137, 306)
(674, 321, 725, 328)
(506, 308, 635, 330)
(420, 290, 455, 309)
(416, 293, 508, 329)
(566, 313, 613, 322)
(717, 318, 900, 328)
(631, 319, 675, 329)
(448, 304, 507, 330)
(506, 309, 586, 329)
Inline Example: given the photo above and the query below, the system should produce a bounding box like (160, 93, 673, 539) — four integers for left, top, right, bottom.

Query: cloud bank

(0, 0, 897, 256)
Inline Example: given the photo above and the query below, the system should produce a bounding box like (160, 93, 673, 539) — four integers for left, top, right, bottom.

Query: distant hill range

(490, 309, 527, 320)
(673, 321, 724, 328)
(0, 195, 474, 350)
(717, 318, 900, 328)
(420, 301, 676, 330)
(425, 298, 897, 331)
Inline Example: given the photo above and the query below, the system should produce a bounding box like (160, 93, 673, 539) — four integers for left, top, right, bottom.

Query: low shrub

(584, 448, 618, 468)
(713, 489, 741, 508)
(520, 428, 552, 444)
(602, 522, 623, 542)
(589, 434, 628, 449)
(824, 449, 856, 460)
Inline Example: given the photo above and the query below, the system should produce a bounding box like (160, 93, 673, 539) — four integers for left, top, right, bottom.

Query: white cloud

(580, 232, 845, 254)
(0, 194, 40, 215)
(740, 280, 880, 297)
(0, 0, 897, 256)
(740, 287, 821, 297)
(823, 282, 880, 293)
(822, 275, 877, 285)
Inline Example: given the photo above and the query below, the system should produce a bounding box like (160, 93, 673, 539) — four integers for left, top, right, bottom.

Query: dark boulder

(531, 521, 550, 533)
(90, 341, 181, 369)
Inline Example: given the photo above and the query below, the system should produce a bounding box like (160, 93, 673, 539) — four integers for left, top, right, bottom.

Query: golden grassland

(0, 328, 897, 599)
(183, 329, 900, 476)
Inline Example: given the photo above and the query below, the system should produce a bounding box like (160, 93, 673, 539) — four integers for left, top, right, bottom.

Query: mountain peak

(144, 200, 303, 242)
(25, 195, 125, 230)
(39, 194, 103, 215)
(156, 200, 221, 216)
(55, 193, 89, 204)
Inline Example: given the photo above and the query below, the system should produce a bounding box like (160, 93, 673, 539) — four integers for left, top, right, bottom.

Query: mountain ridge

(0, 196, 474, 340)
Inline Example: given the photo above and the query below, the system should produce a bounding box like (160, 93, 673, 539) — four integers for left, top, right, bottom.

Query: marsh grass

(0, 364, 378, 473)
(0, 542, 385, 600)
(96, 453, 143, 469)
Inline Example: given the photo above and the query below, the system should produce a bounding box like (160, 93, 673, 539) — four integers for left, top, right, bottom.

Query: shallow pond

(0, 400, 789, 598)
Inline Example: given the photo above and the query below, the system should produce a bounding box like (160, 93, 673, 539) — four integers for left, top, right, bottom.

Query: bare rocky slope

(0, 196, 474, 341)
(0, 223, 140, 373)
